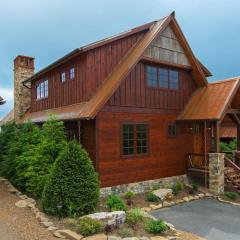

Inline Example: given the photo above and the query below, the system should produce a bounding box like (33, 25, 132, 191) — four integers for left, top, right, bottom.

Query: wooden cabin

(11, 12, 240, 188)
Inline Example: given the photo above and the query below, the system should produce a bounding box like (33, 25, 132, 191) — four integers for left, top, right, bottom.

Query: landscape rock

(41, 221, 54, 228)
(57, 229, 83, 240)
(86, 211, 126, 225)
(108, 236, 121, 240)
(183, 197, 189, 202)
(15, 200, 28, 208)
(163, 201, 172, 207)
(141, 207, 151, 212)
(48, 226, 58, 231)
(122, 238, 138, 240)
(53, 230, 66, 239)
(153, 189, 173, 200)
(198, 193, 204, 198)
(150, 236, 168, 240)
(139, 237, 150, 240)
(83, 233, 107, 240)
(8, 187, 18, 194)
(19, 194, 28, 200)
(26, 197, 36, 204)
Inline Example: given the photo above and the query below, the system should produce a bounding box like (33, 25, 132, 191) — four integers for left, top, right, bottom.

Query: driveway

(151, 198, 240, 240)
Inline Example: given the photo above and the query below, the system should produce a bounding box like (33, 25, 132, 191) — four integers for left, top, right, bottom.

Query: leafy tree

(25, 117, 67, 196)
(42, 140, 99, 217)
(220, 138, 237, 152)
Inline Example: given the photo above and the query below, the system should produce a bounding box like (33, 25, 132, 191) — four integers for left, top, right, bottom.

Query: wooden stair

(224, 157, 240, 193)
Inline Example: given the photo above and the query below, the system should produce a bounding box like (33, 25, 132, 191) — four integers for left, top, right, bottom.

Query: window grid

(168, 123, 177, 137)
(36, 80, 48, 99)
(146, 65, 179, 90)
(61, 72, 66, 83)
(70, 67, 75, 80)
(122, 124, 148, 156)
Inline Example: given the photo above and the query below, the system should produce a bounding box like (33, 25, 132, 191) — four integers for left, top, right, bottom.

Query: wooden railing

(187, 153, 209, 170)
(225, 155, 240, 172)
(221, 150, 240, 167)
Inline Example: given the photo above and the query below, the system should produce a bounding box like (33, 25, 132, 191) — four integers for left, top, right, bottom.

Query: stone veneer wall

(14, 56, 34, 122)
(208, 153, 225, 196)
(100, 174, 188, 196)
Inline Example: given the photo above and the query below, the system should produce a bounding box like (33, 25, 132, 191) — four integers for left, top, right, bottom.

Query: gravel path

(0, 182, 57, 240)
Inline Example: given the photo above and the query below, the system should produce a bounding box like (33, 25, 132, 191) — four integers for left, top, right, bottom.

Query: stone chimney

(14, 55, 34, 122)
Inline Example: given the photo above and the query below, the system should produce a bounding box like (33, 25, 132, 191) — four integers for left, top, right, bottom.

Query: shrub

(126, 208, 144, 227)
(124, 191, 135, 199)
(77, 217, 104, 236)
(145, 219, 168, 233)
(106, 195, 127, 212)
(41, 140, 100, 217)
(25, 118, 67, 196)
(172, 181, 185, 195)
(146, 192, 159, 202)
(225, 192, 238, 200)
(118, 228, 131, 238)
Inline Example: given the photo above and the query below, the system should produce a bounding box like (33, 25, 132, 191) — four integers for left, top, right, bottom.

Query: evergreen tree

(42, 140, 99, 217)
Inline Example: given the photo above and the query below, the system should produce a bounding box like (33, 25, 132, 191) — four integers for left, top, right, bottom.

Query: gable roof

(0, 109, 14, 126)
(22, 12, 210, 122)
(178, 77, 240, 121)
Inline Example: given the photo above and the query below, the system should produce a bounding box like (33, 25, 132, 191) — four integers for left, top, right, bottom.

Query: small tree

(25, 117, 67, 196)
(42, 140, 100, 217)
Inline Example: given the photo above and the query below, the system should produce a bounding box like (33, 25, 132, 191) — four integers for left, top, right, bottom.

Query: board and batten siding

(143, 25, 190, 66)
(30, 31, 145, 112)
(105, 61, 196, 110)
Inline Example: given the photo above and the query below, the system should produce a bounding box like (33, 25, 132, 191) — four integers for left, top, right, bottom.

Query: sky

(0, 0, 240, 118)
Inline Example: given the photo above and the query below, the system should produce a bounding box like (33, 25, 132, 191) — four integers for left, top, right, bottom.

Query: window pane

(44, 80, 48, 97)
(169, 70, 179, 89)
(122, 124, 134, 155)
(37, 85, 40, 99)
(147, 66, 157, 87)
(61, 72, 66, 82)
(159, 68, 168, 88)
(168, 123, 176, 137)
(70, 67, 75, 79)
(136, 124, 147, 154)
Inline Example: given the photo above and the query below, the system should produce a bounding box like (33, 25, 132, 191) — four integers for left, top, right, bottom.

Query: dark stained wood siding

(106, 61, 196, 110)
(97, 111, 193, 187)
(31, 31, 145, 112)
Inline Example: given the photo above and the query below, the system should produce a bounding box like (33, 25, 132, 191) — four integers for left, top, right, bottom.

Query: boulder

(15, 200, 28, 208)
(150, 237, 168, 240)
(53, 230, 66, 239)
(83, 233, 107, 240)
(108, 236, 121, 240)
(153, 189, 173, 200)
(86, 211, 126, 226)
(41, 221, 54, 228)
(57, 229, 83, 240)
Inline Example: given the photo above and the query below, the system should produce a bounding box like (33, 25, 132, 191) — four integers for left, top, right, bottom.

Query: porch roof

(178, 77, 240, 121)
(22, 102, 87, 123)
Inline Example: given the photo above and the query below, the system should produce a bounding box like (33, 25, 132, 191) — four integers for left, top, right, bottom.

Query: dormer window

(61, 72, 66, 83)
(147, 65, 179, 90)
(70, 67, 75, 80)
(36, 80, 48, 99)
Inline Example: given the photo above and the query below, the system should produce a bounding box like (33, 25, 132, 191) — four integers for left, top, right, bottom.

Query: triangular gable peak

(143, 25, 190, 67)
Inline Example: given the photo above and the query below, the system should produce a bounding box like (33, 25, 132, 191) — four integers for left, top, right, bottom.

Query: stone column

(208, 153, 225, 196)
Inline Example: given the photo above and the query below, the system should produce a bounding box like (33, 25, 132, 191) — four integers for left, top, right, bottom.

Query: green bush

(106, 195, 127, 212)
(25, 118, 67, 196)
(172, 181, 185, 195)
(145, 219, 168, 233)
(118, 228, 131, 238)
(77, 217, 104, 236)
(41, 140, 100, 217)
(126, 208, 144, 227)
(124, 191, 135, 199)
(225, 192, 239, 200)
(146, 192, 159, 202)
(220, 138, 237, 152)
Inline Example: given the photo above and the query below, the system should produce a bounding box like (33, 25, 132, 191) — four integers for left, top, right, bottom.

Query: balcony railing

(187, 153, 209, 170)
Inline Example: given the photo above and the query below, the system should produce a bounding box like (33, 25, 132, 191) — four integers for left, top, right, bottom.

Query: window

(122, 124, 148, 156)
(169, 70, 179, 89)
(146, 65, 179, 90)
(147, 66, 157, 87)
(159, 68, 168, 88)
(70, 67, 75, 79)
(61, 72, 66, 83)
(36, 80, 48, 99)
(168, 123, 176, 137)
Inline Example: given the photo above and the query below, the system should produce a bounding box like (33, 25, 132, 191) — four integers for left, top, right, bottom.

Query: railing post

(208, 153, 225, 196)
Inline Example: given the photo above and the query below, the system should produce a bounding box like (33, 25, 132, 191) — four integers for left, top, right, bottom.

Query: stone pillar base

(208, 153, 225, 196)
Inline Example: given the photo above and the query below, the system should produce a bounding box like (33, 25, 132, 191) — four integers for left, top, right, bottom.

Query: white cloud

(0, 86, 13, 103)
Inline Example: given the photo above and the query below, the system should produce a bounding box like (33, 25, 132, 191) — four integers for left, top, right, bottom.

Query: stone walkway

(0, 182, 57, 240)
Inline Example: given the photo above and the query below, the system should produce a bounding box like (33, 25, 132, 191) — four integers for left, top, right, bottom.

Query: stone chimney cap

(14, 55, 35, 69)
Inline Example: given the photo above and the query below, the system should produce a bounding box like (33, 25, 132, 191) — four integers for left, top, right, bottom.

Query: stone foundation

(209, 153, 225, 196)
(100, 174, 188, 196)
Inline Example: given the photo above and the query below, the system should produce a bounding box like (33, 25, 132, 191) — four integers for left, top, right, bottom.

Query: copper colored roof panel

(0, 109, 14, 126)
(22, 102, 87, 123)
(178, 77, 240, 121)
(220, 126, 237, 138)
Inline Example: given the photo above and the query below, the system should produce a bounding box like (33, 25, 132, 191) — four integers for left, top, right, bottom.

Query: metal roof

(178, 77, 240, 121)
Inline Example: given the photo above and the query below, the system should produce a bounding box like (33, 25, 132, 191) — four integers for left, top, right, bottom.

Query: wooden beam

(237, 125, 240, 151)
(215, 121, 220, 153)
(226, 108, 240, 114)
(228, 113, 240, 125)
